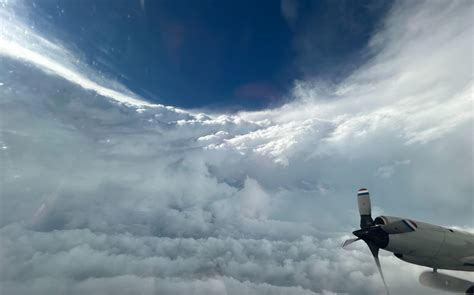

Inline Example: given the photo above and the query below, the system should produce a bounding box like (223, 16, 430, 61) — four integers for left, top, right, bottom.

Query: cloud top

(0, 0, 473, 294)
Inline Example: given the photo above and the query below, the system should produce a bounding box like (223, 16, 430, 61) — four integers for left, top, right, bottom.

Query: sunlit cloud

(0, 1, 151, 107)
(0, 0, 472, 294)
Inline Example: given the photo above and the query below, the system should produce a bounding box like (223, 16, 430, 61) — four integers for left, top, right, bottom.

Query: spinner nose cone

(353, 227, 389, 249)
(353, 228, 370, 239)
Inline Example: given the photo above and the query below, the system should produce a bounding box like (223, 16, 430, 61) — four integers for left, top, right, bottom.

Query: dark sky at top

(28, 0, 392, 110)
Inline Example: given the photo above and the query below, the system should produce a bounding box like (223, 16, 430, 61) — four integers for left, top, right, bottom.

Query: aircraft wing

(461, 256, 474, 267)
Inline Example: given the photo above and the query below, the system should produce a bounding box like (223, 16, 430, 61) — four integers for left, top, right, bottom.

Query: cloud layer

(1, 0, 473, 294)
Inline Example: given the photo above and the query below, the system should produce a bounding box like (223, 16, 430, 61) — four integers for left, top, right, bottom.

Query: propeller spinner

(343, 188, 390, 295)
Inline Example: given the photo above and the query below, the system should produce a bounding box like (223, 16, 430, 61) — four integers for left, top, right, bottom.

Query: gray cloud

(1, 0, 473, 294)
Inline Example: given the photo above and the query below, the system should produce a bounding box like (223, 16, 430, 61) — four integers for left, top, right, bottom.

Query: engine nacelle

(374, 216, 443, 256)
(373, 216, 474, 270)
(374, 216, 459, 269)
(374, 215, 402, 226)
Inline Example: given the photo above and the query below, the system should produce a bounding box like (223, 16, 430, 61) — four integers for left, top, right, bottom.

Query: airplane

(342, 188, 474, 294)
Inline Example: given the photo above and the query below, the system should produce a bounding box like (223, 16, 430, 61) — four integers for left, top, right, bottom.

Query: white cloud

(376, 160, 411, 179)
(237, 177, 271, 219)
(0, 0, 473, 294)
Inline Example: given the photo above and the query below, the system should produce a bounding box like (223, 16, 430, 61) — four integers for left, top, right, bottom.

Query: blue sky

(28, 0, 391, 109)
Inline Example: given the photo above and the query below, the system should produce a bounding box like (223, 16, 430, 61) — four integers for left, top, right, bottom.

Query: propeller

(342, 188, 390, 295)
(367, 241, 389, 295)
(342, 238, 360, 248)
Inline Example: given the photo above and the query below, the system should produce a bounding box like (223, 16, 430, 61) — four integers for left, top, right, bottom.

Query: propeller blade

(367, 241, 390, 295)
(352, 188, 390, 294)
(342, 238, 360, 248)
(357, 188, 374, 228)
(381, 219, 417, 234)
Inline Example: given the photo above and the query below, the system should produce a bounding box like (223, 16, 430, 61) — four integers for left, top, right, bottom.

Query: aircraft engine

(381, 219, 445, 262)
(342, 189, 449, 293)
